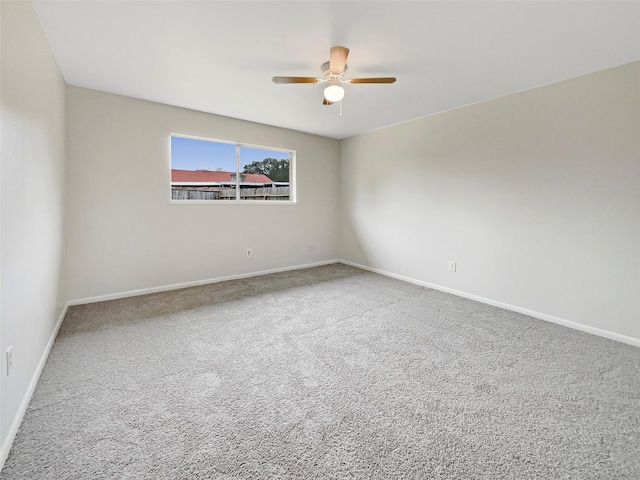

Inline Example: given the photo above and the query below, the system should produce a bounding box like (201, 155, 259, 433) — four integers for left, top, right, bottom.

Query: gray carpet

(2, 264, 639, 479)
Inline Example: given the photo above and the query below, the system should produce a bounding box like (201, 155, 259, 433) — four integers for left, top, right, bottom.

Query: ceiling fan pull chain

(339, 100, 343, 117)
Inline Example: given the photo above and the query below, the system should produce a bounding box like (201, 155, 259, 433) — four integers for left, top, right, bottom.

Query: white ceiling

(33, 1, 640, 140)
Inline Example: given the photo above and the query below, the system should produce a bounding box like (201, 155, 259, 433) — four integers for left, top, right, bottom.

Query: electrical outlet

(6, 346, 13, 376)
(246, 248, 252, 258)
(448, 261, 457, 272)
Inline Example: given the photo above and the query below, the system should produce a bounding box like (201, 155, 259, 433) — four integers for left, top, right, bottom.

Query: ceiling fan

(272, 46, 396, 106)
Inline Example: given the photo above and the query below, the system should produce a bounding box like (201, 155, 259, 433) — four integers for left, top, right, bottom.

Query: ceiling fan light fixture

(324, 85, 345, 103)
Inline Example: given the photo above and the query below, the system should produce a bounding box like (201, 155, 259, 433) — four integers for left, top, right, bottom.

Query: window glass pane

(170, 135, 293, 202)
(239, 146, 291, 201)
(171, 136, 236, 201)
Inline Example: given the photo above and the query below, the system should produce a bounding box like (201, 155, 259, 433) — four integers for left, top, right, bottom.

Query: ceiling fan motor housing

(322, 61, 347, 82)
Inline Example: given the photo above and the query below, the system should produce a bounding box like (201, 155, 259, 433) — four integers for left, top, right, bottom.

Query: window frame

(169, 133, 296, 205)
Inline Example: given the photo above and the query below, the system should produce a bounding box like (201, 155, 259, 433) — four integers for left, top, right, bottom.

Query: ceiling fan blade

(322, 98, 335, 106)
(346, 77, 397, 84)
(272, 76, 321, 84)
(330, 46, 350, 74)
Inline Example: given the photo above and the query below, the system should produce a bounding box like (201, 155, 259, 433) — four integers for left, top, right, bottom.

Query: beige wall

(65, 87, 340, 301)
(339, 62, 640, 341)
(0, 0, 67, 457)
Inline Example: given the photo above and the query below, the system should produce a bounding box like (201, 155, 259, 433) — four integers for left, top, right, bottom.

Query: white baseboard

(68, 259, 341, 306)
(0, 302, 69, 471)
(339, 259, 640, 348)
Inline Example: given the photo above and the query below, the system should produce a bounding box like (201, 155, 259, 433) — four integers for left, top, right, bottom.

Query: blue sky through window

(171, 136, 289, 172)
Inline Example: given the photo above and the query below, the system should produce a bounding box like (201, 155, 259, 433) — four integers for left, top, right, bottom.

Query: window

(170, 135, 294, 202)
